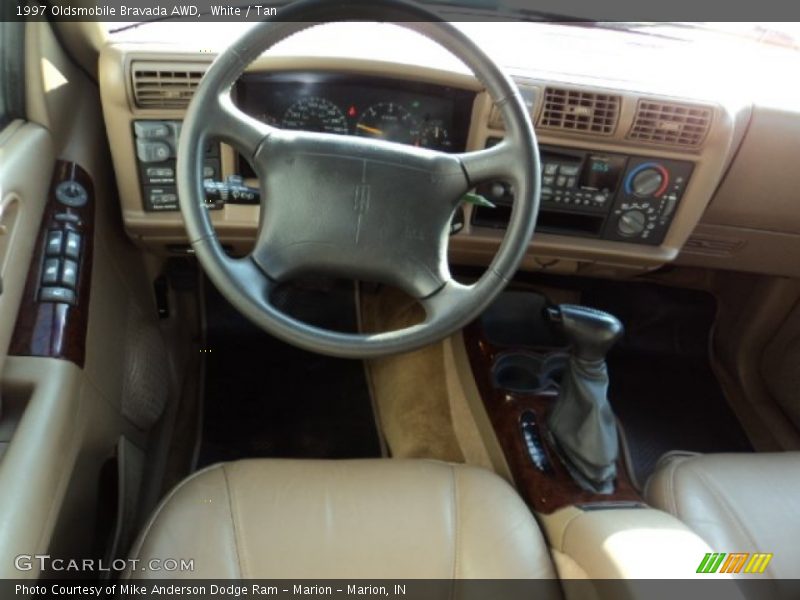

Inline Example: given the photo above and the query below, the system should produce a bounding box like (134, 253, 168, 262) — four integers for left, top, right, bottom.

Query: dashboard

(235, 73, 475, 154)
(99, 36, 760, 278)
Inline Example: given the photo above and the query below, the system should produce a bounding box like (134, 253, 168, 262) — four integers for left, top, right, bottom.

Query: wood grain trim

(9, 161, 94, 367)
(463, 321, 641, 514)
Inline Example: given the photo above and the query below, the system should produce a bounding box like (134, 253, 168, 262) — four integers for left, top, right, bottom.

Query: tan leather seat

(129, 459, 556, 579)
(646, 452, 800, 580)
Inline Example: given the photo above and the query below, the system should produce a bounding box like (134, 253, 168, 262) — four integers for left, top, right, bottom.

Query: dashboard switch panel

(133, 120, 221, 211)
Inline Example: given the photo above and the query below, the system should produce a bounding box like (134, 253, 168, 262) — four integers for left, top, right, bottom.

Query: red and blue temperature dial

(624, 162, 670, 198)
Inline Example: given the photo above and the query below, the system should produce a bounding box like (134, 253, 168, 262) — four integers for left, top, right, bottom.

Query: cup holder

(492, 352, 567, 394)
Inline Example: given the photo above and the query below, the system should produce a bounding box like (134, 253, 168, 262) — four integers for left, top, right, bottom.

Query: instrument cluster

(235, 72, 475, 153)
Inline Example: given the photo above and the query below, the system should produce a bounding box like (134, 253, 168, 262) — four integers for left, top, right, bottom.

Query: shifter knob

(547, 305, 623, 362)
(546, 304, 624, 493)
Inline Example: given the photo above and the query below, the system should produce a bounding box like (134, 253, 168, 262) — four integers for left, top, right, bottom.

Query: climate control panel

(473, 141, 694, 246)
(605, 156, 692, 244)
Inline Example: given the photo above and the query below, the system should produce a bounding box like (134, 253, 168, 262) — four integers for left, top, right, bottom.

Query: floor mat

(197, 278, 382, 467)
(581, 281, 753, 486)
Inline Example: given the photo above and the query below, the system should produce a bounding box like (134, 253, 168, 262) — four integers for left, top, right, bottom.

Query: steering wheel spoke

(193, 235, 274, 304)
(456, 139, 520, 187)
(420, 278, 475, 323)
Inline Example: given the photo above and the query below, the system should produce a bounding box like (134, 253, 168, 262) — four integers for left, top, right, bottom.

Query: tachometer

(356, 103, 419, 145)
(281, 97, 348, 134)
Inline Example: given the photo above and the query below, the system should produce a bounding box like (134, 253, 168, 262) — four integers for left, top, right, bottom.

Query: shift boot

(546, 305, 624, 493)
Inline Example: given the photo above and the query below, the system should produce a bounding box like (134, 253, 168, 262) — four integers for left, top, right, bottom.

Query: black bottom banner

(3, 579, 800, 600)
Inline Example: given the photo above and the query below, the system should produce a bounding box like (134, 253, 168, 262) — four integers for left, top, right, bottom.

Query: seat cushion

(645, 452, 800, 580)
(129, 459, 556, 579)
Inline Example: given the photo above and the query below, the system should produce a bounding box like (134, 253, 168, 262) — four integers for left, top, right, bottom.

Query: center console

(462, 294, 642, 514)
(473, 141, 694, 246)
(462, 293, 748, 588)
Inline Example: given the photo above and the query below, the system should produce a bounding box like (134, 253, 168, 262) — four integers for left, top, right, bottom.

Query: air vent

(629, 100, 712, 148)
(538, 87, 620, 135)
(684, 234, 744, 257)
(131, 61, 208, 109)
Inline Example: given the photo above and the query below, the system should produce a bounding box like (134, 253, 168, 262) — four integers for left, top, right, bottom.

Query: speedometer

(356, 103, 419, 145)
(281, 97, 348, 135)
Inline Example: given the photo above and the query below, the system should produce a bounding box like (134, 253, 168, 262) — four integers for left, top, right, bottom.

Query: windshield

(106, 15, 800, 52)
(587, 22, 800, 50)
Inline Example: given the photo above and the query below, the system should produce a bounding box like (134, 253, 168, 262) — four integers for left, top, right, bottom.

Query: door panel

(0, 121, 55, 374)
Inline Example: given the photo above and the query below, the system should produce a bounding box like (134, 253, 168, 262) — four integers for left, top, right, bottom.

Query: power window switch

(62, 259, 79, 289)
(42, 258, 61, 285)
(65, 232, 82, 260)
(40, 286, 76, 305)
(46, 230, 63, 256)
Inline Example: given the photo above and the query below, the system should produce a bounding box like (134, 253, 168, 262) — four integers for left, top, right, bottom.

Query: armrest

(0, 357, 82, 579)
(541, 507, 748, 599)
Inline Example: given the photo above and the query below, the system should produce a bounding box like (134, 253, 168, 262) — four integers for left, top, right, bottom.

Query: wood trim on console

(463, 321, 641, 514)
(9, 161, 94, 367)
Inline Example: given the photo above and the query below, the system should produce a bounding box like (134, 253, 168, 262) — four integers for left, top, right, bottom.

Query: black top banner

(7, 0, 800, 22)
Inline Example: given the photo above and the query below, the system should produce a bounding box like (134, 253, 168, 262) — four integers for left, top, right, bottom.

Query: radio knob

(617, 210, 647, 237)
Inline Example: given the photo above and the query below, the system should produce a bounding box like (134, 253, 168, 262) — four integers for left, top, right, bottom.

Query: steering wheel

(177, 0, 541, 358)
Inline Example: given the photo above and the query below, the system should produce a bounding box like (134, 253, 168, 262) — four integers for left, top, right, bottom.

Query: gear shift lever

(546, 305, 624, 493)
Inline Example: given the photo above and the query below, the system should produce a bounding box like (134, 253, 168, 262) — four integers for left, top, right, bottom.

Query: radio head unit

(473, 139, 694, 246)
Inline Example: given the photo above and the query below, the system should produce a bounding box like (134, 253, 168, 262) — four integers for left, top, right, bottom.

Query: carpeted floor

(581, 280, 753, 485)
(197, 278, 382, 467)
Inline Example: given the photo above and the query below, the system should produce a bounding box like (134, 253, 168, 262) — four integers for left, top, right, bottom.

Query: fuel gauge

(419, 121, 451, 150)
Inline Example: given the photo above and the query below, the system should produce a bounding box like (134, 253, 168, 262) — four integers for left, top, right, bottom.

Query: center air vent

(131, 61, 208, 109)
(538, 87, 620, 135)
(628, 100, 712, 148)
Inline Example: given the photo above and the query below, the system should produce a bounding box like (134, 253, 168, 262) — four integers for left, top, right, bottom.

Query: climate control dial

(616, 210, 647, 238)
(625, 162, 670, 198)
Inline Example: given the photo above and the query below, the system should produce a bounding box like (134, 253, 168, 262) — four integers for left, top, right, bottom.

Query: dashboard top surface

(107, 21, 800, 108)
